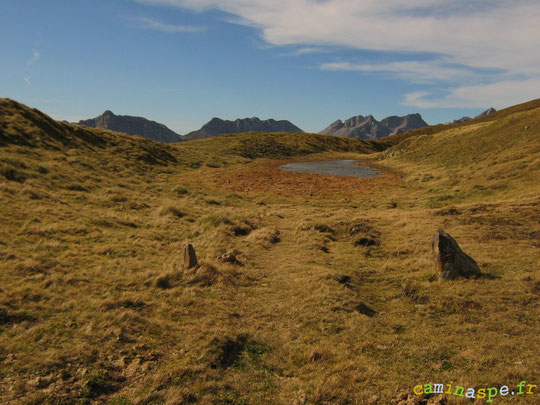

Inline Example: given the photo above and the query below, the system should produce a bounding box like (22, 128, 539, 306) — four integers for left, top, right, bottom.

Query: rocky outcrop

(183, 117, 303, 140)
(319, 113, 427, 140)
(432, 229, 481, 281)
(78, 111, 181, 143)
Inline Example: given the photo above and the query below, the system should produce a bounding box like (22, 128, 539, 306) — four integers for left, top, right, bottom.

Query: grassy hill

(0, 98, 539, 404)
(380, 100, 540, 206)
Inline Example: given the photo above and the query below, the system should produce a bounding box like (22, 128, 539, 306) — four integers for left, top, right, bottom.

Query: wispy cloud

(289, 47, 329, 56)
(404, 91, 431, 107)
(130, 16, 205, 33)
(134, 0, 540, 108)
(27, 49, 40, 66)
(24, 76, 32, 86)
(404, 78, 540, 109)
(319, 60, 485, 83)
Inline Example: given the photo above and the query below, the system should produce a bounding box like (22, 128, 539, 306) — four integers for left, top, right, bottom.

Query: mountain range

(77, 113, 304, 143)
(319, 113, 428, 140)
(76, 108, 494, 144)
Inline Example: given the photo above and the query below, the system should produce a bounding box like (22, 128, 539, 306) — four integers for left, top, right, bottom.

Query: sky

(1, 0, 539, 134)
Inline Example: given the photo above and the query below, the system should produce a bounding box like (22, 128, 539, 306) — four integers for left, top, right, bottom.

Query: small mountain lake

(279, 160, 381, 178)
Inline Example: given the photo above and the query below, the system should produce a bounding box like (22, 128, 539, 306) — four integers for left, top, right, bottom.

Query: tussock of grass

(154, 273, 173, 289)
(198, 212, 257, 238)
(246, 226, 281, 248)
(188, 261, 248, 287)
(187, 262, 221, 286)
(157, 204, 186, 218)
(0, 164, 26, 182)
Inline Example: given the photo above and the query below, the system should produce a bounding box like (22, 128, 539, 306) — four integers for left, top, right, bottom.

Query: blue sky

(1, 0, 539, 134)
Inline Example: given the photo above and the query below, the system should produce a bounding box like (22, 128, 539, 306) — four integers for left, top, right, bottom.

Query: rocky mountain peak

(452, 107, 497, 124)
(319, 112, 428, 140)
(477, 107, 496, 117)
(182, 116, 303, 141)
(78, 111, 181, 143)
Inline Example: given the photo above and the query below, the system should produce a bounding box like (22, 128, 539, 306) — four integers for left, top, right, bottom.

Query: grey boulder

(432, 229, 481, 280)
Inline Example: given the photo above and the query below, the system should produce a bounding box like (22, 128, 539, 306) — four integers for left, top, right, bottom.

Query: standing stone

(432, 229, 481, 280)
(184, 244, 198, 269)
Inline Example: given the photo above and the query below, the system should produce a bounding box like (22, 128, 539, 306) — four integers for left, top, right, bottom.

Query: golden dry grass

(0, 98, 539, 404)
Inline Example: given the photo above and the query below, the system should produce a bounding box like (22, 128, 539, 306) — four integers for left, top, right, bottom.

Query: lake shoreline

(279, 159, 381, 178)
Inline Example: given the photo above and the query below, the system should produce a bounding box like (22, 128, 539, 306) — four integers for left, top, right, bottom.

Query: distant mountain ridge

(183, 117, 303, 140)
(78, 110, 181, 143)
(452, 107, 497, 124)
(320, 113, 428, 140)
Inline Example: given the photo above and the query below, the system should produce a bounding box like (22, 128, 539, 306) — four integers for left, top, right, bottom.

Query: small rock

(432, 229, 481, 281)
(28, 375, 55, 389)
(217, 252, 243, 266)
(114, 356, 127, 368)
(27, 377, 41, 388)
(368, 394, 379, 404)
(184, 244, 198, 269)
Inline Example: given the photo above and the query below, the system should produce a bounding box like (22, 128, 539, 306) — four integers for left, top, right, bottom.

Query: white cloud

(24, 76, 32, 86)
(27, 49, 40, 66)
(405, 78, 540, 108)
(135, 0, 540, 107)
(319, 60, 486, 83)
(131, 16, 205, 33)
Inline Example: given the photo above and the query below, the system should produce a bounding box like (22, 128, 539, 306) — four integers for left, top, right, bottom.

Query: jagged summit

(320, 113, 428, 140)
(477, 107, 497, 117)
(183, 117, 303, 140)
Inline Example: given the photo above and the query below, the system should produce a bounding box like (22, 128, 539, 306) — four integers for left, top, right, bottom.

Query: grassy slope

(0, 98, 539, 404)
(381, 105, 540, 205)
